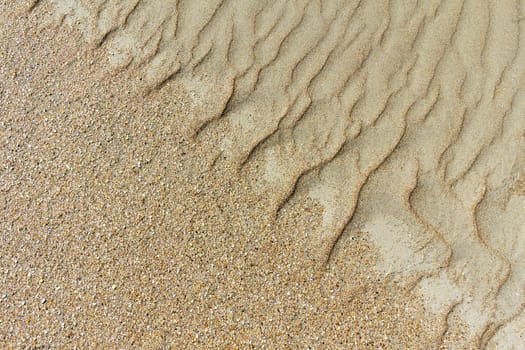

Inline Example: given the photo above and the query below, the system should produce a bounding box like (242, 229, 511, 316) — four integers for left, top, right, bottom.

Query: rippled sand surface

(1, 1, 524, 348)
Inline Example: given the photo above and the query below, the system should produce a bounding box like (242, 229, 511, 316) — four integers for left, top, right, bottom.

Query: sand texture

(1, 0, 525, 348)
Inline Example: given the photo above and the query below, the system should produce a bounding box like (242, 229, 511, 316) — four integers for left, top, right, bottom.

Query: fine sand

(1, 0, 524, 348)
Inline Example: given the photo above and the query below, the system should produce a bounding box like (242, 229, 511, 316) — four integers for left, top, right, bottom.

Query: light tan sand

(2, 0, 525, 348)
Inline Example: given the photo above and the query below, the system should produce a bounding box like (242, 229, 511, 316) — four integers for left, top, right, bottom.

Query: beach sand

(1, 1, 524, 348)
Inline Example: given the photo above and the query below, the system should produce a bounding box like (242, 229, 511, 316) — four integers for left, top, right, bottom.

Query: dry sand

(1, 0, 524, 349)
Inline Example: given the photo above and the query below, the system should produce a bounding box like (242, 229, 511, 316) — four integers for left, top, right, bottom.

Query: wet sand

(2, 1, 524, 348)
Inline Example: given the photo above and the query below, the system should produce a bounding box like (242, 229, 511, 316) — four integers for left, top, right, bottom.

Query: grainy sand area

(1, 1, 524, 349)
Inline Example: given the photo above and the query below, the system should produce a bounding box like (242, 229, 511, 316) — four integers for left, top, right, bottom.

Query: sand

(1, 0, 524, 349)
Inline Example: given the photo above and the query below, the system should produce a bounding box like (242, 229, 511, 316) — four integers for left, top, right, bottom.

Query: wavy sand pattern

(4, 0, 525, 348)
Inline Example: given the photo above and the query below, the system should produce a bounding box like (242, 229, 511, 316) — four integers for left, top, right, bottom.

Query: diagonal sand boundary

(7, 0, 525, 347)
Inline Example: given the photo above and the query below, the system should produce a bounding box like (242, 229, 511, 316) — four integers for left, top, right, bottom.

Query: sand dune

(2, 0, 525, 348)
